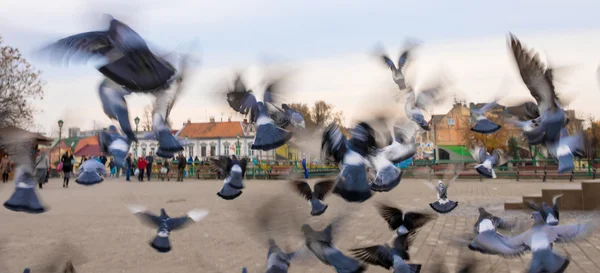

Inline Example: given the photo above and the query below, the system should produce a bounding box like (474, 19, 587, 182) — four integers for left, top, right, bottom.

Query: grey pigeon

(504, 117, 545, 145)
(507, 212, 597, 272)
(509, 34, 568, 144)
(375, 203, 435, 236)
(322, 122, 377, 203)
(404, 88, 445, 131)
(0, 133, 47, 214)
(473, 207, 515, 234)
(290, 179, 335, 216)
(262, 80, 306, 130)
(128, 205, 208, 253)
(380, 122, 419, 165)
(377, 41, 419, 90)
(545, 130, 585, 174)
(301, 220, 367, 273)
(209, 155, 248, 200)
(265, 238, 298, 273)
(98, 78, 136, 142)
(225, 74, 293, 151)
(470, 101, 501, 134)
(525, 194, 563, 226)
(469, 145, 508, 179)
(350, 234, 421, 273)
(98, 125, 131, 168)
(464, 218, 529, 257)
(75, 158, 107, 186)
(41, 15, 177, 93)
(424, 173, 459, 214)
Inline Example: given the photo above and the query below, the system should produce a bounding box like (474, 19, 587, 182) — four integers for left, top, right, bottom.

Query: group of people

(121, 152, 189, 182)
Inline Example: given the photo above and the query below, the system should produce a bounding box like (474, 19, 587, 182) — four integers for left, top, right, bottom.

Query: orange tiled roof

(73, 136, 99, 154)
(177, 121, 244, 139)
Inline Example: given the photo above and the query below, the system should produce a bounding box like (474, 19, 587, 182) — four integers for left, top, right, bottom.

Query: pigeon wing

(349, 245, 393, 269)
(290, 180, 313, 201)
(348, 122, 378, 157)
(375, 203, 404, 231)
(415, 88, 445, 112)
(404, 212, 436, 231)
(469, 145, 486, 163)
(508, 34, 557, 115)
(321, 124, 348, 164)
(209, 156, 232, 177)
(128, 207, 161, 228)
(546, 222, 594, 244)
(168, 209, 209, 231)
(42, 31, 115, 66)
(380, 55, 397, 71)
(552, 194, 563, 219)
(492, 149, 509, 167)
(313, 179, 335, 200)
(505, 101, 540, 121)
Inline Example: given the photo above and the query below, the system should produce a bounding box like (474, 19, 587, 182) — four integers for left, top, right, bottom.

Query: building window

(150, 147, 155, 155)
(210, 145, 216, 157)
(447, 118, 455, 126)
(188, 144, 194, 158)
(201, 145, 207, 157)
(248, 143, 254, 157)
(223, 142, 230, 156)
(141, 147, 147, 156)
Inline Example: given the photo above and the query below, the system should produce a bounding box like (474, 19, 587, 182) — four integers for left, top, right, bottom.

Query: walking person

(109, 158, 116, 177)
(61, 150, 74, 188)
(145, 152, 154, 181)
(34, 150, 49, 189)
(125, 153, 132, 181)
(137, 155, 147, 182)
(1, 154, 10, 183)
(177, 153, 186, 182)
(99, 154, 107, 166)
(302, 155, 309, 179)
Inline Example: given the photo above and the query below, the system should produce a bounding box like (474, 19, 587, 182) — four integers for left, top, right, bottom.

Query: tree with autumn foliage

(288, 101, 345, 131)
(0, 36, 45, 129)
(461, 114, 510, 152)
(585, 117, 600, 159)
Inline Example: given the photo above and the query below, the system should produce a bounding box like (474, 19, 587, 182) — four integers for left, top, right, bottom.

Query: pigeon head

(160, 208, 167, 217)
(290, 113, 305, 128)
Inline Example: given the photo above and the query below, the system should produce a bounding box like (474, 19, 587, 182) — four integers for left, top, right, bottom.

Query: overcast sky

(1, 0, 600, 136)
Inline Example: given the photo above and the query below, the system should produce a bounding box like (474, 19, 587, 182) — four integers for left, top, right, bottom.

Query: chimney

(209, 116, 215, 123)
(187, 118, 191, 124)
(243, 119, 248, 124)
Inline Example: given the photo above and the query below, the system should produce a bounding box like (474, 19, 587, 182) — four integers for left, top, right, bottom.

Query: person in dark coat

(99, 154, 108, 166)
(302, 155, 309, 179)
(61, 150, 75, 188)
(125, 153, 132, 181)
(177, 153, 186, 182)
(145, 152, 154, 181)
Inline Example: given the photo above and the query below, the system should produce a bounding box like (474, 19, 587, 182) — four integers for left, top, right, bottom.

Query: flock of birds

(0, 15, 598, 273)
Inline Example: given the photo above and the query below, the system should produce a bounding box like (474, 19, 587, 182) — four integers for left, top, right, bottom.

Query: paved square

(0, 178, 598, 273)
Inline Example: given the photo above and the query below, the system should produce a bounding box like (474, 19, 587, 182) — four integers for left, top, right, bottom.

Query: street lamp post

(236, 135, 240, 156)
(58, 120, 64, 171)
(134, 116, 140, 157)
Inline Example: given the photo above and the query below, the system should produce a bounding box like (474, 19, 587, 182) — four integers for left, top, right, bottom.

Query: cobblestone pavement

(0, 178, 598, 273)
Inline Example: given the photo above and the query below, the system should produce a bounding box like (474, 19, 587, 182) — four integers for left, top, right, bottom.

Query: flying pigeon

(322, 122, 378, 203)
(380, 122, 419, 165)
(224, 74, 293, 151)
(404, 87, 445, 131)
(156, 147, 175, 159)
(209, 155, 248, 200)
(97, 126, 131, 168)
(128, 205, 209, 253)
(461, 218, 529, 257)
(301, 219, 367, 273)
(74, 158, 107, 186)
(504, 117, 546, 145)
(41, 15, 177, 93)
(473, 207, 516, 234)
(470, 101, 501, 134)
(469, 145, 508, 179)
(505, 212, 597, 273)
(98, 78, 136, 142)
(525, 194, 563, 226)
(545, 130, 585, 174)
(264, 238, 300, 273)
(349, 233, 422, 273)
(377, 41, 419, 91)
(375, 203, 435, 236)
(509, 34, 568, 144)
(0, 134, 48, 214)
(423, 173, 460, 214)
(289, 179, 335, 216)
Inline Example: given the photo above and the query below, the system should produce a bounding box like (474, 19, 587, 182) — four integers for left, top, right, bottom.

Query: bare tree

(141, 105, 153, 131)
(288, 103, 316, 130)
(0, 36, 45, 129)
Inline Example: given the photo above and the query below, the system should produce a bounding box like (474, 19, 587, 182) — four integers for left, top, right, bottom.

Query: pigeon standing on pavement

(424, 173, 460, 214)
(469, 145, 509, 179)
(525, 194, 563, 226)
(301, 219, 367, 273)
(127, 205, 209, 253)
(289, 179, 335, 216)
(470, 101, 502, 134)
(349, 233, 422, 273)
(322, 122, 377, 203)
(74, 158, 108, 186)
(209, 155, 248, 200)
(375, 203, 435, 236)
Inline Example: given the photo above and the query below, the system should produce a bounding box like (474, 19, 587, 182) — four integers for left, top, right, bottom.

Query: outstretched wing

(415, 88, 445, 112)
(127, 205, 161, 228)
(209, 156, 232, 177)
(321, 123, 348, 164)
(313, 179, 335, 200)
(290, 180, 313, 201)
(505, 101, 540, 121)
(349, 245, 393, 269)
(41, 31, 115, 66)
(375, 203, 404, 231)
(225, 75, 258, 116)
(491, 149, 509, 167)
(348, 122, 378, 157)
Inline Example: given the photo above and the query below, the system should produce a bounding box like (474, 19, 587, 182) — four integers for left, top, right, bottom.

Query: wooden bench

(268, 166, 293, 179)
(516, 165, 574, 182)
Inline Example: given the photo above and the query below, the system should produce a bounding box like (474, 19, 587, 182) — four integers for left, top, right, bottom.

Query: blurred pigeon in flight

(350, 233, 422, 273)
(460, 218, 529, 257)
(74, 158, 107, 186)
(377, 41, 419, 91)
(98, 126, 131, 168)
(155, 147, 175, 159)
(98, 78, 136, 142)
(509, 34, 568, 144)
(545, 130, 585, 174)
(469, 145, 508, 179)
(473, 207, 516, 234)
(41, 15, 177, 93)
(525, 194, 563, 226)
(289, 179, 335, 216)
(375, 203, 435, 237)
(470, 101, 501, 134)
(423, 173, 460, 214)
(224, 74, 293, 151)
(381, 122, 418, 165)
(301, 218, 367, 273)
(322, 122, 377, 203)
(262, 80, 306, 130)
(149, 113, 184, 153)
(0, 134, 48, 214)
(404, 87, 445, 131)
(505, 212, 597, 273)
(209, 155, 248, 200)
(264, 238, 300, 273)
(128, 205, 209, 253)
(504, 117, 545, 145)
